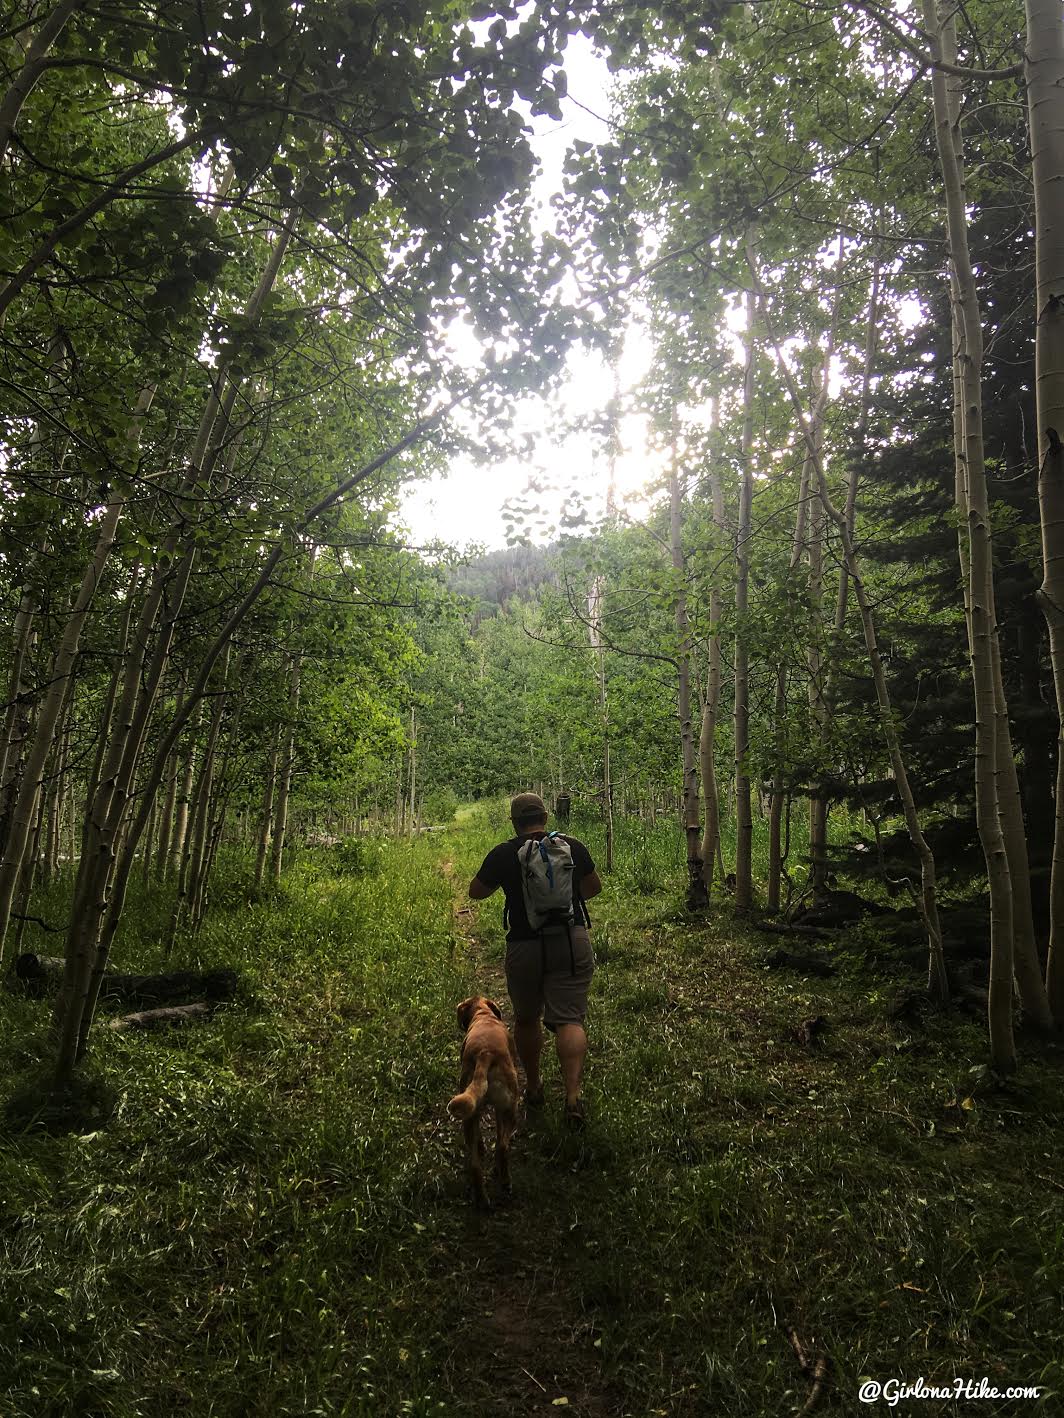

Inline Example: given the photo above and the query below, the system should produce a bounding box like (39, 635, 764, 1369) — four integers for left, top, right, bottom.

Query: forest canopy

(3, 3, 1064, 1414)
(1, 0, 1062, 1077)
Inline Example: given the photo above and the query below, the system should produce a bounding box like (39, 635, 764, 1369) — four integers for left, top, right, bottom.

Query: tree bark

(700, 397, 724, 893)
(1024, 0, 1064, 1025)
(194, 680, 245, 926)
(12, 785, 45, 955)
(140, 792, 156, 888)
(271, 648, 303, 883)
(85, 563, 142, 809)
(0, 385, 156, 963)
(767, 416, 817, 913)
(180, 646, 232, 929)
(407, 706, 417, 836)
(670, 423, 707, 909)
(929, 0, 1051, 1055)
(588, 576, 614, 872)
(0, 573, 42, 855)
(0, 336, 69, 850)
(255, 725, 281, 889)
(806, 444, 828, 902)
(169, 736, 198, 880)
(42, 699, 70, 884)
(734, 239, 757, 910)
(153, 705, 183, 883)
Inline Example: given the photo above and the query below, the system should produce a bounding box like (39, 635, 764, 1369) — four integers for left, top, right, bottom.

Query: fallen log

(12, 954, 238, 1006)
(109, 1002, 212, 1031)
(12, 953, 65, 990)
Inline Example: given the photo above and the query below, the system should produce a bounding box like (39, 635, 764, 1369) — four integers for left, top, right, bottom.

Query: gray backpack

(519, 832, 576, 930)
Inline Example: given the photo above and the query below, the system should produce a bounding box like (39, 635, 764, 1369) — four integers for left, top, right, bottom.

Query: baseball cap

(510, 792, 547, 825)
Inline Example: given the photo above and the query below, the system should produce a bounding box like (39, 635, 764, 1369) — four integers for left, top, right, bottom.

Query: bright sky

(397, 37, 929, 553)
(399, 36, 659, 552)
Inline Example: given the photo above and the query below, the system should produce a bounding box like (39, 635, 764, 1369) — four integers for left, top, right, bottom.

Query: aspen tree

(734, 237, 757, 910)
(169, 737, 198, 880)
(754, 270, 951, 1006)
(193, 669, 246, 926)
(71, 387, 471, 1067)
(826, 256, 880, 701)
(255, 726, 282, 889)
(767, 432, 815, 913)
(407, 707, 417, 836)
(171, 647, 232, 939)
(699, 397, 725, 893)
(271, 554, 315, 880)
(670, 419, 708, 909)
(0, 384, 156, 962)
(153, 729, 183, 883)
(0, 335, 69, 849)
(53, 219, 297, 1082)
(806, 448, 828, 900)
(587, 576, 614, 871)
(927, 0, 1052, 1055)
(1024, 0, 1064, 1023)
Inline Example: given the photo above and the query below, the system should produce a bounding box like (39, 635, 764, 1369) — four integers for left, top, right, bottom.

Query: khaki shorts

(505, 925, 594, 1032)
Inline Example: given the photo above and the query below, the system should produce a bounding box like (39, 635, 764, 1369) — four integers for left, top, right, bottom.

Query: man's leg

(554, 1022, 587, 1105)
(543, 927, 594, 1113)
(505, 938, 545, 1099)
(513, 1018, 543, 1095)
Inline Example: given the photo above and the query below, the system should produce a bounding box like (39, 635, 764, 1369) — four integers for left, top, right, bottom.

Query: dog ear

(485, 998, 503, 1021)
(456, 998, 476, 1033)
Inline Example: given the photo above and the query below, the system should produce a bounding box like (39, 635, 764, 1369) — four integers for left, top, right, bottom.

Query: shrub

(328, 836, 384, 877)
(421, 787, 459, 824)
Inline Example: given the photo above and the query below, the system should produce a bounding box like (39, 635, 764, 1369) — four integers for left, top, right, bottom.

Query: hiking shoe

(523, 1086, 545, 1109)
(564, 1098, 587, 1131)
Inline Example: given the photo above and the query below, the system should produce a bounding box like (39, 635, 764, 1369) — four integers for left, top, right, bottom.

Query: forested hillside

(2, 0, 1064, 1413)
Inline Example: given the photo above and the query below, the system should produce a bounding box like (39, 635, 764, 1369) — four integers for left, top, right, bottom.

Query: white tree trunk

(670, 425, 707, 909)
(700, 398, 724, 892)
(0, 385, 155, 961)
(1024, 0, 1064, 1024)
(929, 0, 1051, 1057)
(734, 252, 757, 909)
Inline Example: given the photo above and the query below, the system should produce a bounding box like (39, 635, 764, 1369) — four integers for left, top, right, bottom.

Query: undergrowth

(0, 806, 1060, 1415)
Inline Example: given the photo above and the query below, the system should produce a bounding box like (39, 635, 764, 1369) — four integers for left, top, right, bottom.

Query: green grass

(1, 809, 1062, 1415)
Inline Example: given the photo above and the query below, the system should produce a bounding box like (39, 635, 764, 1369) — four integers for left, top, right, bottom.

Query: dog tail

(447, 1055, 490, 1121)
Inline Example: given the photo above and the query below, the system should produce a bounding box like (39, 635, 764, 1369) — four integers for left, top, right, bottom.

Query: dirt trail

(437, 853, 617, 1418)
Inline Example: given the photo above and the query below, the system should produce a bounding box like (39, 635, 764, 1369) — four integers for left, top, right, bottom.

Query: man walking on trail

(468, 792, 602, 1129)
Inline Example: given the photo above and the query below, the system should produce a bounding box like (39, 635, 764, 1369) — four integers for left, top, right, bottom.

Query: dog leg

(495, 1102, 517, 1200)
(464, 1116, 490, 1209)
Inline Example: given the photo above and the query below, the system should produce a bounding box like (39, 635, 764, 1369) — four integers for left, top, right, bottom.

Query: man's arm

(580, 870, 602, 900)
(469, 875, 497, 899)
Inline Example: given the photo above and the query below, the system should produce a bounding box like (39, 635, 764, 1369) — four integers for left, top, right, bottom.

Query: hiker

(468, 792, 602, 1129)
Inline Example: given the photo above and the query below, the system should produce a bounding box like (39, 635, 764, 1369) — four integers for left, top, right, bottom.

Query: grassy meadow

(1, 805, 1062, 1416)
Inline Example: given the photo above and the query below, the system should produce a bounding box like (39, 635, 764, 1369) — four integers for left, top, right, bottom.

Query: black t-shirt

(476, 831, 596, 941)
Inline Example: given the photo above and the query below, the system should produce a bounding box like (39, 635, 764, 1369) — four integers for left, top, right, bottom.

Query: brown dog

(447, 995, 520, 1208)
